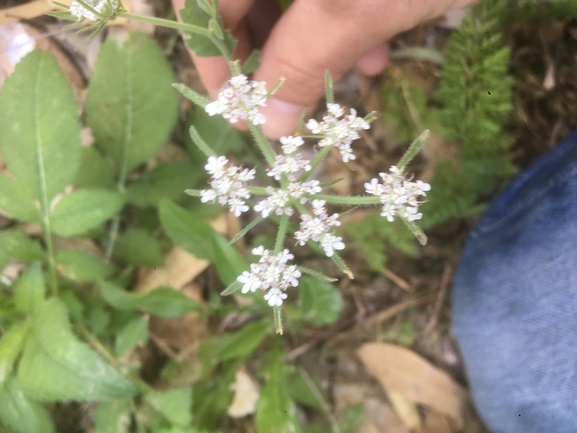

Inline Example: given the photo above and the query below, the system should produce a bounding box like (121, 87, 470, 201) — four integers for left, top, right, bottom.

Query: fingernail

(261, 98, 305, 139)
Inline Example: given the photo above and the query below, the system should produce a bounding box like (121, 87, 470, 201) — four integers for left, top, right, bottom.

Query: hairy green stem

(297, 145, 332, 182)
(274, 214, 289, 254)
(248, 123, 276, 166)
(313, 194, 381, 206)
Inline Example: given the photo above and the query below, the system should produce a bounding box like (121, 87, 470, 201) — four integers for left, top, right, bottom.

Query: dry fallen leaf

(357, 342, 467, 427)
(387, 390, 422, 431)
(227, 368, 260, 418)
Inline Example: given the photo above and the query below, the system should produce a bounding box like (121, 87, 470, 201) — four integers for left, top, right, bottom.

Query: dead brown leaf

(356, 342, 467, 427)
(227, 367, 260, 418)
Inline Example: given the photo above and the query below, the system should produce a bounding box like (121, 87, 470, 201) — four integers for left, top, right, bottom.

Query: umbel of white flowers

(198, 74, 431, 310)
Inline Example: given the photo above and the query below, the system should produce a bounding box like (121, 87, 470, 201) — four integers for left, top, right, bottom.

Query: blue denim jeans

(452, 132, 577, 433)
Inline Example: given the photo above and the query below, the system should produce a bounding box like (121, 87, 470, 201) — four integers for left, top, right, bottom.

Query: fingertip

(260, 98, 306, 139)
(356, 43, 390, 76)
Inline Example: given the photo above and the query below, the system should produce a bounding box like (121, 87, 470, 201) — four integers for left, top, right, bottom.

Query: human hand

(172, 0, 476, 139)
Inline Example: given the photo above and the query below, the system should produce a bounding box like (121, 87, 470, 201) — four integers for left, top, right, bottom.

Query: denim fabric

(452, 132, 577, 433)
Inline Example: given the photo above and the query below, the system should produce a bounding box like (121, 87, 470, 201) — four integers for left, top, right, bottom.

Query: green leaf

(115, 315, 149, 357)
(287, 370, 323, 411)
(241, 49, 261, 75)
(0, 175, 40, 223)
(114, 228, 164, 267)
(0, 323, 30, 383)
(159, 199, 214, 260)
(0, 377, 55, 433)
(126, 161, 202, 207)
(100, 281, 203, 317)
(299, 277, 343, 325)
(93, 400, 131, 433)
(0, 229, 44, 270)
(256, 350, 301, 433)
(145, 387, 193, 427)
(14, 262, 45, 315)
(0, 50, 81, 202)
(51, 189, 125, 237)
(179, 0, 237, 57)
(56, 249, 114, 282)
(191, 361, 236, 429)
(215, 320, 270, 362)
(74, 146, 116, 190)
(340, 403, 366, 432)
(211, 235, 248, 285)
(17, 298, 138, 401)
(86, 32, 179, 174)
(60, 288, 85, 323)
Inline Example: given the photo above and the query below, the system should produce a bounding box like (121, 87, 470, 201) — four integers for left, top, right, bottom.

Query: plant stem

(297, 145, 331, 182)
(313, 194, 381, 206)
(248, 123, 276, 166)
(274, 214, 289, 254)
(43, 216, 58, 297)
(118, 12, 209, 36)
(299, 367, 342, 433)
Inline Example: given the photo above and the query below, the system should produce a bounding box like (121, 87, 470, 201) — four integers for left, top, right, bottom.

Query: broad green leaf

(145, 387, 192, 427)
(114, 228, 164, 267)
(0, 323, 30, 383)
(74, 146, 116, 190)
(215, 320, 270, 362)
(0, 229, 44, 270)
(159, 199, 214, 260)
(287, 370, 323, 411)
(0, 50, 81, 202)
(211, 235, 248, 285)
(191, 362, 236, 429)
(340, 403, 366, 433)
(0, 377, 55, 433)
(60, 288, 85, 323)
(51, 189, 125, 237)
(87, 301, 111, 336)
(299, 277, 343, 325)
(179, 0, 237, 57)
(93, 400, 131, 433)
(256, 350, 301, 433)
(17, 298, 138, 401)
(126, 161, 202, 207)
(86, 32, 179, 174)
(115, 315, 149, 357)
(100, 281, 203, 317)
(14, 262, 45, 315)
(56, 249, 114, 282)
(0, 175, 40, 223)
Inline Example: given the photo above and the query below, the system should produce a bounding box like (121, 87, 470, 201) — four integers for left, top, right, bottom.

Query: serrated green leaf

(17, 298, 138, 401)
(340, 403, 366, 432)
(145, 387, 192, 427)
(74, 146, 116, 189)
(86, 32, 178, 174)
(114, 228, 164, 267)
(211, 235, 248, 285)
(51, 189, 125, 237)
(100, 281, 203, 317)
(179, 0, 237, 57)
(93, 400, 131, 433)
(14, 262, 45, 315)
(256, 350, 301, 433)
(0, 377, 55, 433)
(55, 249, 114, 282)
(0, 175, 41, 223)
(215, 320, 270, 362)
(0, 50, 81, 202)
(299, 277, 343, 325)
(0, 323, 30, 383)
(115, 315, 149, 357)
(126, 161, 202, 207)
(159, 199, 214, 260)
(0, 229, 44, 270)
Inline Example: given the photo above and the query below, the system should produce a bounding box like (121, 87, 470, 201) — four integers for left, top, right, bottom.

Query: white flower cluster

(200, 156, 256, 217)
(295, 200, 345, 257)
(365, 166, 431, 222)
(268, 135, 311, 181)
(254, 180, 322, 218)
(205, 75, 268, 126)
(69, 0, 118, 20)
(237, 247, 301, 306)
(306, 103, 370, 163)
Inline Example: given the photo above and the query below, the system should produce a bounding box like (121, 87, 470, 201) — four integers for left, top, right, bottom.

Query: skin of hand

(172, 0, 477, 139)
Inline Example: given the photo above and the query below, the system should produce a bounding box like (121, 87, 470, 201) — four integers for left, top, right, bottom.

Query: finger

(356, 43, 390, 77)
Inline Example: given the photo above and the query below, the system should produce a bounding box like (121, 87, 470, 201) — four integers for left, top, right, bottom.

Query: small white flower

(280, 135, 305, 154)
(320, 233, 345, 257)
(204, 156, 228, 177)
(205, 74, 268, 126)
(307, 103, 370, 163)
(366, 165, 430, 222)
(267, 154, 311, 181)
(236, 247, 301, 308)
(294, 200, 344, 257)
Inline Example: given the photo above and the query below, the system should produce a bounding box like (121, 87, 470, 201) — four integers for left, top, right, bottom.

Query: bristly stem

(297, 145, 331, 182)
(324, 70, 335, 105)
(249, 123, 276, 166)
(312, 194, 381, 206)
(397, 129, 430, 170)
(118, 12, 209, 36)
(273, 305, 283, 335)
(274, 214, 289, 254)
